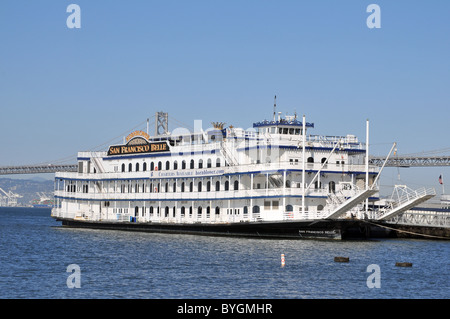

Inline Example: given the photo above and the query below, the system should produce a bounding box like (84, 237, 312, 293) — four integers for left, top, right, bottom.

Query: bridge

(1, 155, 450, 175)
(369, 155, 450, 167)
(0, 164, 77, 175)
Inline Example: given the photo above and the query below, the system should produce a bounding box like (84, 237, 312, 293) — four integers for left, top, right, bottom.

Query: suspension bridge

(1, 155, 450, 175)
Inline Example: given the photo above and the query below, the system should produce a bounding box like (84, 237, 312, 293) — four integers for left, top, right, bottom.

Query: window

(286, 204, 293, 212)
(272, 200, 279, 209)
(173, 182, 176, 192)
(198, 181, 202, 192)
(166, 161, 170, 170)
(207, 181, 211, 192)
(225, 180, 229, 191)
(181, 182, 185, 192)
(173, 161, 178, 170)
(253, 206, 260, 214)
(128, 163, 132, 172)
(216, 158, 221, 167)
(189, 182, 193, 192)
(198, 159, 203, 169)
(243, 206, 248, 215)
(158, 161, 162, 170)
(143, 162, 147, 171)
(215, 206, 220, 215)
(182, 160, 187, 169)
(150, 162, 154, 171)
(234, 180, 239, 190)
(197, 206, 202, 218)
(121, 164, 126, 172)
(190, 159, 195, 169)
(215, 181, 220, 191)
(329, 181, 336, 193)
(307, 157, 314, 163)
(206, 206, 210, 218)
(165, 206, 169, 217)
(181, 206, 185, 217)
(207, 159, 212, 168)
(136, 163, 140, 172)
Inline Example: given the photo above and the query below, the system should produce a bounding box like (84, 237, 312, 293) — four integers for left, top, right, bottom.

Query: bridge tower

(155, 112, 168, 136)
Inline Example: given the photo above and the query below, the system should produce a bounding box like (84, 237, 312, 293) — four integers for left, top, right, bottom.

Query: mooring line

(362, 220, 449, 240)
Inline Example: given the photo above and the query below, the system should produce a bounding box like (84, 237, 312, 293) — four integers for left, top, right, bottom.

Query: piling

(334, 256, 349, 263)
(395, 262, 413, 267)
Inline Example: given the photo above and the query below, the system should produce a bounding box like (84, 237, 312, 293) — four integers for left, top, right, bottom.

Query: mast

(365, 119, 370, 215)
(302, 115, 306, 217)
(273, 95, 277, 122)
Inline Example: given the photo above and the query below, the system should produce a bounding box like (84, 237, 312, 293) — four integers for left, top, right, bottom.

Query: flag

(439, 175, 443, 185)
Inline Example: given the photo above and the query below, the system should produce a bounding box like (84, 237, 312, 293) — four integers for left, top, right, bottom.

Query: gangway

(323, 187, 378, 219)
(375, 185, 436, 221)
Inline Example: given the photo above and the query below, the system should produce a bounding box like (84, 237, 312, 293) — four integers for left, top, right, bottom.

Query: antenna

(273, 95, 277, 122)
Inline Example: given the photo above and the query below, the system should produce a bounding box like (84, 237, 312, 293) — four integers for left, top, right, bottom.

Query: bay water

(0, 207, 448, 299)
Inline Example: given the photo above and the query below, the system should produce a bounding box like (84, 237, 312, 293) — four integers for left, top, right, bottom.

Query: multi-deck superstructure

(52, 107, 432, 239)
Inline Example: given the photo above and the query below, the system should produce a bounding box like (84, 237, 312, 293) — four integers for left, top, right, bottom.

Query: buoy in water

(395, 262, 412, 267)
(334, 256, 349, 263)
(281, 254, 285, 267)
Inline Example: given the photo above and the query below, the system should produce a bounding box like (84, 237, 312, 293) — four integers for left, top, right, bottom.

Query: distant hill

(0, 178, 54, 206)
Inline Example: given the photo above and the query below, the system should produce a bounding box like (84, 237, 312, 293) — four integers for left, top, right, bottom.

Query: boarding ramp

(376, 185, 436, 221)
(323, 184, 378, 219)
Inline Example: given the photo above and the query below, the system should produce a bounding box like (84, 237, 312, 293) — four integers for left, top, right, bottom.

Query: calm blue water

(0, 207, 448, 299)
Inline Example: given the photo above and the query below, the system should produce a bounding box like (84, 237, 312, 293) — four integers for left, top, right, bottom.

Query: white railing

(386, 186, 436, 212)
(54, 186, 333, 202)
(387, 209, 450, 227)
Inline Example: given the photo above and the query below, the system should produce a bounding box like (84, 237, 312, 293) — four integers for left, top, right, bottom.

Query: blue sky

(1, 1, 449, 194)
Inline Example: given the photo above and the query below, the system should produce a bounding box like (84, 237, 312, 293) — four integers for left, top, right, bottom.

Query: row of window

(66, 179, 337, 194)
(121, 158, 222, 173)
(113, 204, 323, 216)
(119, 180, 240, 193)
(126, 205, 262, 218)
